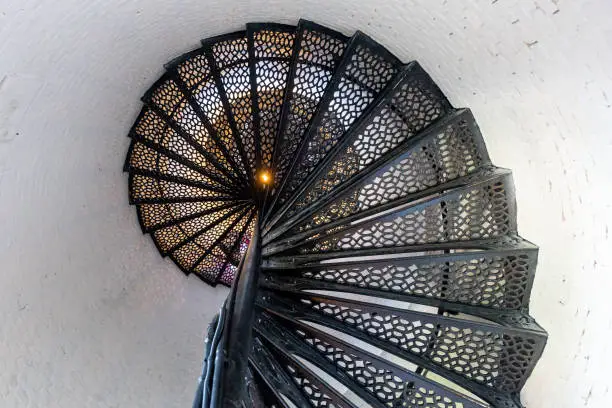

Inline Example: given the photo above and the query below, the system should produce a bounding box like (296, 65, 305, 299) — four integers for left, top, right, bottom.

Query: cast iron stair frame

(122, 20, 548, 408)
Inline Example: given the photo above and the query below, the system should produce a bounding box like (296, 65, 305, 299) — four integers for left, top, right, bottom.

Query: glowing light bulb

(259, 170, 271, 185)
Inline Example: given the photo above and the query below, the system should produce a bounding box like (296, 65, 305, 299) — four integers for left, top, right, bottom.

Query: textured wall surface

(1, 0, 611, 406)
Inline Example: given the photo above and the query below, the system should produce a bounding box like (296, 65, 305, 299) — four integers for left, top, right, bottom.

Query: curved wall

(1, 1, 610, 406)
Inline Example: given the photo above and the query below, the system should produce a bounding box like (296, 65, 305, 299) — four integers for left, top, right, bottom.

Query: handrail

(193, 217, 261, 408)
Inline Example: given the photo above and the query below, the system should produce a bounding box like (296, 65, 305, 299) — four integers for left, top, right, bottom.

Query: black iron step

(142, 74, 246, 186)
(181, 206, 253, 282)
(267, 20, 349, 204)
(249, 337, 314, 408)
(188, 208, 255, 284)
(247, 23, 297, 172)
(213, 211, 256, 286)
(264, 108, 489, 245)
(255, 309, 489, 408)
(256, 290, 546, 403)
(254, 313, 365, 408)
(136, 201, 239, 233)
(125, 140, 236, 194)
(265, 62, 453, 236)
(125, 111, 244, 192)
(201, 30, 258, 179)
(165, 65, 250, 186)
(261, 236, 538, 312)
(265, 30, 403, 226)
(166, 45, 252, 183)
(264, 168, 516, 256)
(128, 173, 238, 205)
(152, 202, 249, 256)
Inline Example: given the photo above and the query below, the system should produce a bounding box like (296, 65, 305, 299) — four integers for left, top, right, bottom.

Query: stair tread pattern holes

(211, 33, 258, 176)
(272, 23, 349, 192)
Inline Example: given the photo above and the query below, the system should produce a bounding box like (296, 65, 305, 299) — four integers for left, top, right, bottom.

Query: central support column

(220, 216, 262, 408)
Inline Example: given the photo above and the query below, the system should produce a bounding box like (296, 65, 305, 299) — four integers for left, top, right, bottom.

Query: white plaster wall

(1, 0, 610, 406)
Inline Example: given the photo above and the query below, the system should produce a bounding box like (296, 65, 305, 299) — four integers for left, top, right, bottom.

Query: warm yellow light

(259, 170, 272, 184)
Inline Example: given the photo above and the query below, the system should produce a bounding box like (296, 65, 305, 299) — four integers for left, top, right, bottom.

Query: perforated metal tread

(123, 19, 546, 407)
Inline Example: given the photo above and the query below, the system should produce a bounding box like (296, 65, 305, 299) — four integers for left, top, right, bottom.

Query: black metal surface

(142, 75, 246, 189)
(264, 108, 489, 245)
(186, 206, 253, 282)
(247, 23, 297, 171)
(157, 203, 248, 256)
(211, 210, 256, 284)
(220, 218, 261, 408)
(267, 20, 349, 209)
(126, 124, 242, 192)
(195, 309, 224, 407)
(264, 62, 453, 236)
(264, 168, 516, 256)
(127, 172, 238, 205)
(254, 316, 358, 408)
(261, 238, 538, 312)
(265, 30, 403, 226)
(124, 20, 546, 408)
(165, 47, 250, 184)
(256, 308, 488, 408)
(136, 201, 238, 234)
(249, 337, 313, 408)
(244, 367, 268, 408)
(202, 31, 258, 180)
(256, 290, 546, 394)
(168, 70, 250, 188)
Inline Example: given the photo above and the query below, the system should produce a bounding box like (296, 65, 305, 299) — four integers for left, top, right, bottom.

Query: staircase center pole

(219, 214, 261, 408)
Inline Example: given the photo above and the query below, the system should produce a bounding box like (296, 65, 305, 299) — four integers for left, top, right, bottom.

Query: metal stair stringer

(122, 20, 547, 408)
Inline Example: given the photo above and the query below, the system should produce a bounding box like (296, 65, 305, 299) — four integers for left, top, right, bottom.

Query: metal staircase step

(151, 203, 248, 256)
(265, 31, 403, 226)
(256, 290, 546, 405)
(201, 31, 258, 179)
(267, 20, 349, 203)
(264, 168, 516, 256)
(189, 208, 255, 284)
(125, 140, 235, 193)
(266, 62, 453, 235)
(262, 236, 538, 312)
(249, 337, 314, 408)
(264, 108, 489, 245)
(128, 173, 237, 204)
(247, 23, 297, 171)
(127, 107, 245, 190)
(142, 74, 247, 185)
(255, 309, 489, 408)
(166, 47, 251, 182)
(254, 314, 363, 408)
(136, 201, 238, 233)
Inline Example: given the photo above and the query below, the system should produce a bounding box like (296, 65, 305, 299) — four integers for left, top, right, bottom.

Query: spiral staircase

(123, 20, 547, 408)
